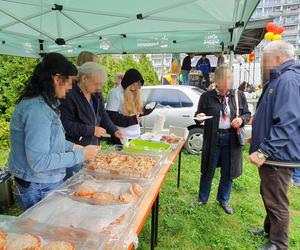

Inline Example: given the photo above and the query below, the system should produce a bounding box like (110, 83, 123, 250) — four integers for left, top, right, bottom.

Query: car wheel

(185, 127, 204, 155)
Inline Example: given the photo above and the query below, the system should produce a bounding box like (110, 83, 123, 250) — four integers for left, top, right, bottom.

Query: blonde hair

(77, 51, 98, 66)
(123, 87, 143, 116)
(214, 64, 232, 82)
(77, 62, 107, 83)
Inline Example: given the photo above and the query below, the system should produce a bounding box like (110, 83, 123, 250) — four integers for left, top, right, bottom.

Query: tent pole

(0, 8, 55, 41)
(253, 53, 256, 85)
(0, 9, 52, 29)
(229, 50, 234, 68)
(248, 61, 251, 83)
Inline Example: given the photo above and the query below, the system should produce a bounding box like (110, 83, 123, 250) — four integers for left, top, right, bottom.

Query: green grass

(1, 146, 299, 249)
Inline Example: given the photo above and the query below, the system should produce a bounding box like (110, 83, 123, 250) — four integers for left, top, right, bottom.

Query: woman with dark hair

(8, 52, 99, 210)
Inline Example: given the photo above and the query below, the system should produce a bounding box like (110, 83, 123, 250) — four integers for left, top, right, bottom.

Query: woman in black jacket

(194, 64, 251, 214)
(59, 62, 123, 178)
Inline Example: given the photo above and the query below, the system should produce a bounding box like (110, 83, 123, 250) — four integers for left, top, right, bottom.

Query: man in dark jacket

(181, 53, 195, 85)
(249, 41, 300, 250)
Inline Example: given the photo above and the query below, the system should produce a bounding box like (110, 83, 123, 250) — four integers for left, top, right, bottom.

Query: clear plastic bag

(55, 172, 149, 207)
(0, 215, 107, 249)
(21, 192, 135, 237)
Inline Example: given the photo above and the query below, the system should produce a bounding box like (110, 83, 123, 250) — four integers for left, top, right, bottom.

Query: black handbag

(235, 89, 246, 146)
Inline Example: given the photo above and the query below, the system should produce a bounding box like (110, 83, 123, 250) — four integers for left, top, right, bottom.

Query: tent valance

(0, 0, 260, 57)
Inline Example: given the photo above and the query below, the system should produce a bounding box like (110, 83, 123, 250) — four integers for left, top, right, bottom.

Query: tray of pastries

(56, 173, 146, 207)
(85, 151, 162, 179)
(0, 216, 106, 250)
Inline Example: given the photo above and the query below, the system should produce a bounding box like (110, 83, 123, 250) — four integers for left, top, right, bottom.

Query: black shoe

(192, 200, 207, 206)
(259, 241, 277, 250)
(249, 228, 269, 237)
(219, 202, 234, 214)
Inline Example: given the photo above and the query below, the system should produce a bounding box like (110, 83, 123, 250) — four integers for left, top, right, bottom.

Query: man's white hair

(263, 40, 295, 60)
(77, 62, 107, 82)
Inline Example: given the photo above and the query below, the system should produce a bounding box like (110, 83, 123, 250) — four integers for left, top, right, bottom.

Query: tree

(0, 54, 160, 148)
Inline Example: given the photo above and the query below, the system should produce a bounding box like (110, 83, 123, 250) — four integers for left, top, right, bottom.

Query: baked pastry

(74, 180, 97, 198)
(6, 233, 41, 250)
(161, 135, 181, 144)
(119, 192, 135, 204)
(130, 183, 144, 197)
(92, 192, 116, 205)
(42, 241, 75, 250)
(0, 231, 7, 250)
(100, 214, 126, 234)
(87, 153, 158, 178)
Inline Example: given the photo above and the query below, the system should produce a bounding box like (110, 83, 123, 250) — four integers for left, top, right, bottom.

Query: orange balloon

(274, 26, 285, 34)
(266, 22, 276, 33)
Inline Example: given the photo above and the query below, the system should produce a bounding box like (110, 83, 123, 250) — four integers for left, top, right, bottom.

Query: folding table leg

(155, 193, 160, 247)
(177, 149, 182, 188)
(151, 197, 157, 250)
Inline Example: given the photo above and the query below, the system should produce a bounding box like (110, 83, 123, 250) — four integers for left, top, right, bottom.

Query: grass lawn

(1, 145, 299, 249)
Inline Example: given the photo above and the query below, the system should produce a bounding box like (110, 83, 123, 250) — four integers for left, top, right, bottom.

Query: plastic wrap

(0, 215, 107, 249)
(84, 151, 162, 179)
(21, 192, 135, 238)
(55, 172, 148, 208)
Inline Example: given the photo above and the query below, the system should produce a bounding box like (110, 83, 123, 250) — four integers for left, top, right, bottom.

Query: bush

(0, 54, 160, 147)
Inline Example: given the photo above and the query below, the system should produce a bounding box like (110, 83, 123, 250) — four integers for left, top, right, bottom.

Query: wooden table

(127, 141, 185, 249)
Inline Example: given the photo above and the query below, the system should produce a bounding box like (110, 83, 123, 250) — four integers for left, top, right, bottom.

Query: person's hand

(246, 137, 252, 144)
(231, 117, 243, 129)
(196, 113, 206, 118)
(94, 127, 106, 137)
(249, 151, 266, 167)
(82, 145, 100, 161)
(114, 130, 124, 139)
(137, 115, 141, 124)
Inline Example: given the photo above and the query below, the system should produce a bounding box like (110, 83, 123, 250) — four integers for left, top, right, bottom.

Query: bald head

(262, 41, 295, 83)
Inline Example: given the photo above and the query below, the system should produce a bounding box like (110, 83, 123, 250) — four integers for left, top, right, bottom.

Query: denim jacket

(8, 96, 84, 183)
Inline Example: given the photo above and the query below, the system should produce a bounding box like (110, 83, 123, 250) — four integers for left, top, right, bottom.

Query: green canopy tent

(0, 0, 260, 58)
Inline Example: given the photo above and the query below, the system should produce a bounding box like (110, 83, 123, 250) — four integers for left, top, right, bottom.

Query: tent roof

(0, 0, 260, 58)
(235, 17, 272, 54)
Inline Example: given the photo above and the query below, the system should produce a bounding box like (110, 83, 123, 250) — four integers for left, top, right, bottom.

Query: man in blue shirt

(195, 54, 211, 88)
(249, 41, 300, 250)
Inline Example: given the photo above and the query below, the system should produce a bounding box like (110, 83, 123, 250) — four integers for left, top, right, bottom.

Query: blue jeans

(14, 180, 63, 210)
(293, 168, 300, 183)
(198, 132, 233, 204)
(181, 70, 189, 85)
(64, 163, 82, 181)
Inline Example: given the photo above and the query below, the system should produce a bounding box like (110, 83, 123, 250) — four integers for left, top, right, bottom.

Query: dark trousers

(259, 164, 292, 250)
(198, 132, 232, 204)
(203, 73, 210, 88)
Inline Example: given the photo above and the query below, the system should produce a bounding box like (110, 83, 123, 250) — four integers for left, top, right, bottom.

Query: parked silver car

(141, 85, 252, 154)
(140, 85, 205, 154)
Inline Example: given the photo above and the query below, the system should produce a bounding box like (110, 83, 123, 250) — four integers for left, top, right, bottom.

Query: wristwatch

(257, 149, 268, 160)
(257, 152, 266, 160)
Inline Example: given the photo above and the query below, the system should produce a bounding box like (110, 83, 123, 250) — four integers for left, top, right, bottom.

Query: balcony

(283, 0, 300, 5)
